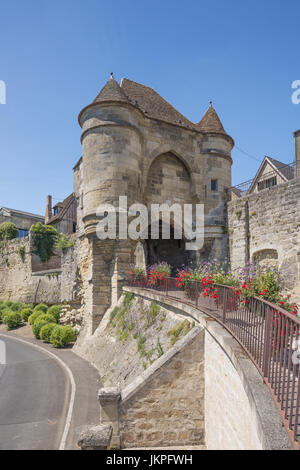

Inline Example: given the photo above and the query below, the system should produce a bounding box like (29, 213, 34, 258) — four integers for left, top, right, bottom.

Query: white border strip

(0, 334, 76, 450)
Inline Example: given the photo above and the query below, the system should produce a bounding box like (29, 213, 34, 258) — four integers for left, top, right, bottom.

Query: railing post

(222, 287, 228, 323)
(262, 305, 273, 378)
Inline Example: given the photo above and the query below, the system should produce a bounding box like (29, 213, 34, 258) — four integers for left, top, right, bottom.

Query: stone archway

(144, 152, 195, 272)
(146, 222, 190, 274)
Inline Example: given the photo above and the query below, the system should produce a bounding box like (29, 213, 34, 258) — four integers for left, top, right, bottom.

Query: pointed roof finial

(110, 72, 114, 80)
(209, 100, 213, 107)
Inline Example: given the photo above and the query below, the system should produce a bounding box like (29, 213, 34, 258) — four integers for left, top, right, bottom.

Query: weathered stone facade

(228, 177, 300, 303)
(75, 76, 234, 333)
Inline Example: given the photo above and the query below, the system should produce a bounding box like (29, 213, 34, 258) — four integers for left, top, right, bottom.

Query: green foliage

(28, 310, 44, 325)
(156, 337, 164, 358)
(18, 245, 25, 261)
(21, 307, 33, 322)
(40, 323, 57, 343)
(110, 306, 120, 323)
(123, 292, 135, 308)
(0, 222, 18, 241)
(47, 305, 61, 322)
(34, 303, 48, 313)
(144, 301, 161, 328)
(30, 222, 58, 262)
(3, 311, 22, 330)
(251, 270, 282, 301)
(10, 302, 26, 312)
(32, 319, 49, 339)
(212, 272, 238, 287)
(37, 313, 57, 324)
(50, 325, 75, 348)
(168, 319, 193, 346)
(56, 233, 75, 251)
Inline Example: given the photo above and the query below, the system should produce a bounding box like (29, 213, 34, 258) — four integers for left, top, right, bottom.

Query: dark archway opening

(146, 222, 189, 275)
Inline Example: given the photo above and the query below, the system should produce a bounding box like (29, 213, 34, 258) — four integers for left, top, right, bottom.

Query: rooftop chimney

(45, 195, 52, 224)
(295, 129, 300, 179)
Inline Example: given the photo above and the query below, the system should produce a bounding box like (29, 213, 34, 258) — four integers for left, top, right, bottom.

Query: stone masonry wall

(228, 177, 300, 304)
(119, 329, 205, 448)
(0, 236, 85, 317)
(205, 330, 262, 450)
(0, 237, 61, 304)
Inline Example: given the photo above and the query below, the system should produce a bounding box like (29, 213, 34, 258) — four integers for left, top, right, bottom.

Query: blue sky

(0, 0, 299, 215)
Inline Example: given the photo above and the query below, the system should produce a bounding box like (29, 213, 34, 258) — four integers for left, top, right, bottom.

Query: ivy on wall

(31, 222, 58, 262)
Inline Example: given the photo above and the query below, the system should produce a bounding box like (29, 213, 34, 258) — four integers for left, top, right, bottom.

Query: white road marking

(0, 333, 76, 450)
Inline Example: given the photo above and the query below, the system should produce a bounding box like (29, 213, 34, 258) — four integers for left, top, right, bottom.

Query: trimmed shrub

(1, 307, 14, 323)
(40, 323, 57, 343)
(47, 305, 61, 322)
(32, 319, 48, 339)
(33, 303, 48, 313)
(3, 311, 22, 330)
(10, 302, 26, 312)
(28, 310, 44, 325)
(21, 307, 33, 322)
(50, 325, 75, 348)
(37, 313, 57, 324)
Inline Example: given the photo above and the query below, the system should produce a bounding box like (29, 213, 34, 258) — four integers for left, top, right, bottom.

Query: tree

(0, 222, 18, 241)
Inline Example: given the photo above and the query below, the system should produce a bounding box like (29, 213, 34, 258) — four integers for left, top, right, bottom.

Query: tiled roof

(47, 193, 75, 224)
(82, 76, 230, 138)
(93, 75, 129, 105)
(267, 157, 295, 181)
(196, 103, 226, 134)
(120, 78, 196, 130)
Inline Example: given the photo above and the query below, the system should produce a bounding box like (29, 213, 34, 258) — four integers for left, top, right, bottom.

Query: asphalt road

(0, 335, 69, 450)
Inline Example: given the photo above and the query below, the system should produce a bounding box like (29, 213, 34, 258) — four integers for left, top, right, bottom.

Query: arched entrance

(146, 222, 189, 274)
(144, 152, 195, 274)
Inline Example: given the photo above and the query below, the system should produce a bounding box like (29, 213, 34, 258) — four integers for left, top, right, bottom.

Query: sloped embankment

(88, 292, 194, 388)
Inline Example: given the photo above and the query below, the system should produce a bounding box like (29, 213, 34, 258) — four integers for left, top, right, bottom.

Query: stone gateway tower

(75, 75, 234, 333)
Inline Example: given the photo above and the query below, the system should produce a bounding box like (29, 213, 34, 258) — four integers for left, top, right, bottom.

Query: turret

(196, 102, 234, 213)
(78, 74, 143, 236)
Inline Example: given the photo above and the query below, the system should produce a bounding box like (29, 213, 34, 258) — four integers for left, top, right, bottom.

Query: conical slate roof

(93, 74, 129, 104)
(196, 103, 226, 134)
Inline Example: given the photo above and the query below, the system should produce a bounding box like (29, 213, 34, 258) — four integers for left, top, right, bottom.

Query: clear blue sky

(0, 0, 299, 215)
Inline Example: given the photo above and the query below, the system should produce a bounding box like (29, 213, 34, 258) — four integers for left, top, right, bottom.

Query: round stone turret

(78, 75, 143, 236)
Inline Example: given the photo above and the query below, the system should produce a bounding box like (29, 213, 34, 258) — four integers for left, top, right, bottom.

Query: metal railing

(126, 275, 300, 449)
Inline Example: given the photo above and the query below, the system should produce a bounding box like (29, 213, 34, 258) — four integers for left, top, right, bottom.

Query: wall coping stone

(78, 424, 113, 450)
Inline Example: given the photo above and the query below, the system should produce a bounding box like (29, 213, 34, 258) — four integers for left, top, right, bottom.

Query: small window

(257, 176, 277, 192)
(211, 179, 218, 191)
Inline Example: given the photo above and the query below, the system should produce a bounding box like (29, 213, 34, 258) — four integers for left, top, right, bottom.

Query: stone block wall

(205, 330, 262, 450)
(228, 177, 300, 303)
(118, 327, 205, 448)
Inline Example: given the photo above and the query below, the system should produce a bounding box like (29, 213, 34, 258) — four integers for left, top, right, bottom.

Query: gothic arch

(143, 146, 196, 193)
